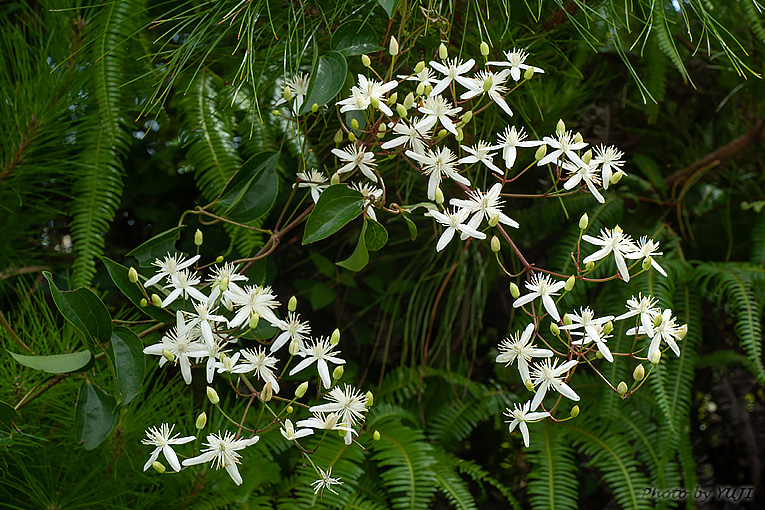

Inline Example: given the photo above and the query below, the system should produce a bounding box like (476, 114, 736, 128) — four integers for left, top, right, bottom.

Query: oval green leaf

(365, 219, 388, 251)
(102, 257, 174, 323)
(220, 152, 280, 223)
(302, 184, 364, 244)
(337, 222, 369, 272)
(378, 0, 400, 18)
(8, 350, 93, 374)
(299, 51, 348, 115)
(125, 226, 186, 267)
(75, 381, 118, 450)
(331, 20, 381, 57)
(43, 272, 112, 351)
(109, 327, 145, 407)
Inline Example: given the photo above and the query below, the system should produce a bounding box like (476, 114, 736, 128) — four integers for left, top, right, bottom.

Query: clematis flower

(350, 182, 383, 221)
(504, 401, 550, 447)
(450, 182, 519, 234)
(141, 423, 195, 472)
(289, 337, 345, 389)
(460, 69, 514, 117)
(487, 48, 545, 81)
(458, 141, 502, 174)
(615, 294, 661, 337)
(275, 72, 310, 115)
(161, 269, 207, 307)
(426, 208, 486, 251)
(332, 143, 378, 183)
(398, 66, 438, 88)
(337, 86, 370, 113)
(271, 311, 311, 353)
(381, 119, 430, 156)
(311, 467, 343, 497)
(232, 346, 281, 393)
(582, 226, 638, 282)
(185, 298, 228, 349)
(415, 95, 462, 135)
(296, 169, 329, 203)
(225, 284, 280, 328)
(207, 262, 247, 305)
(310, 384, 368, 445)
(562, 160, 605, 203)
(513, 273, 567, 322)
(529, 358, 580, 410)
(496, 323, 553, 384)
(357, 74, 397, 116)
(406, 146, 469, 200)
(570, 322, 614, 362)
(143, 311, 205, 384)
(182, 431, 259, 485)
(496, 126, 544, 169)
(428, 57, 476, 96)
(144, 253, 200, 288)
(537, 130, 588, 168)
(627, 308, 684, 358)
(592, 145, 625, 189)
(625, 236, 668, 277)
(280, 419, 314, 441)
(559, 307, 614, 347)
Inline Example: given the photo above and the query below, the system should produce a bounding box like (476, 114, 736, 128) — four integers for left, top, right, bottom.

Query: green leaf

(403, 213, 417, 241)
(102, 257, 175, 323)
(0, 431, 12, 446)
(8, 350, 93, 374)
(219, 152, 280, 223)
(43, 272, 112, 351)
(302, 184, 363, 244)
(0, 401, 19, 431)
(75, 381, 118, 450)
(378, 0, 399, 18)
(331, 20, 381, 57)
(366, 219, 388, 251)
(108, 327, 145, 407)
(632, 154, 667, 196)
(126, 226, 186, 268)
(337, 222, 369, 272)
(299, 51, 347, 115)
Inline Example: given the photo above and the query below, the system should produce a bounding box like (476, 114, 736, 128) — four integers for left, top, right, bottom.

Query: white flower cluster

(139, 253, 370, 488)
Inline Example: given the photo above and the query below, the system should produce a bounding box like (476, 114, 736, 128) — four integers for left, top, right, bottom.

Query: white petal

(225, 462, 243, 485)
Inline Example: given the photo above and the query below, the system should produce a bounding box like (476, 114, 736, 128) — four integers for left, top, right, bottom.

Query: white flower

(186, 298, 228, 349)
(415, 95, 462, 135)
(207, 262, 247, 304)
(214, 351, 241, 374)
(350, 182, 383, 221)
(450, 182, 519, 234)
(460, 69, 514, 117)
(571, 322, 614, 362)
(582, 226, 638, 282)
(627, 309, 683, 358)
(144, 253, 200, 288)
(296, 411, 352, 433)
(562, 160, 605, 203)
(625, 236, 668, 277)
(487, 48, 545, 81)
(381, 119, 429, 156)
(332, 143, 378, 183)
(504, 401, 550, 447)
(280, 419, 313, 441)
(406, 146, 470, 200)
(225, 284, 280, 328)
(311, 466, 343, 497)
(141, 423, 195, 472)
(512, 273, 567, 322)
(559, 307, 614, 346)
(289, 337, 345, 389)
(275, 72, 310, 114)
(529, 358, 579, 410)
(399, 66, 438, 87)
(428, 57, 476, 96)
(161, 269, 207, 307)
(232, 346, 281, 393)
(496, 323, 553, 384)
(182, 431, 259, 485)
(296, 169, 329, 203)
(458, 141, 502, 174)
(310, 384, 368, 445)
(615, 294, 661, 337)
(426, 208, 486, 252)
(193, 336, 230, 383)
(143, 311, 205, 384)
(537, 130, 588, 168)
(592, 145, 625, 189)
(337, 86, 370, 113)
(271, 311, 311, 353)
(496, 126, 544, 168)
(357, 74, 397, 116)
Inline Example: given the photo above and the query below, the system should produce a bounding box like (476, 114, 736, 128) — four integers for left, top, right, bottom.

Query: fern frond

(527, 421, 578, 510)
(456, 457, 522, 510)
(742, 0, 765, 44)
(653, 1, 692, 85)
(429, 451, 477, 510)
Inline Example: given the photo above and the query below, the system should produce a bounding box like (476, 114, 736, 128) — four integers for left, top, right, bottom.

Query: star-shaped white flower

(232, 346, 281, 393)
(530, 358, 579, 410)
(571, 322, 614, 362)
(487, 48, 545, 81)
(141, 423, 195, 472)
(496, 323, 553, 383)
(537, 130, 588, 168)
(458, 141, 502, 174)
(182, 431, 259, 485)
(280, 419, 314, 441)
(337, 86, 370, 113)
(627, 308, 683, 359)
(311, 466, 343, 497)
(496, 126, 544, 168)
(406, 146, 469, 200)
(559, 307, 614, 346)
(296, 411, 353, 433)
(450, 182, 519, 234)
(296, 169, 329, 203)
(615, 294, 660, 337)
(513, 273, 567, 322)
(310, 384, 368, 445)
(592, 145, 625, 190)
(144, 253, 200, 288)
(161, 269, 207, 307)
(415, 95, 462, 135)
(271, 311, 311, 353)
(332, 143, 378, 183)
(185, 298, 228, 349)
(275, 72, 310, 115)
(426, 208, 486, 252)
(582, 226, 638, 282)
(460, 69, 514, 117)
(562, 160, 605, 203)
(350, 181, 383, 221)
(192, 336, 230, 383)
(207, 262, 248, 304)
(428, 57, 476, 96)
(357, 74, 397, 116)
(398, 66, 438, 88)
(225, 284, 280, 328)
(625, 236, 668, 277)
(289, 337, 345, 389)
(143, 311, 205, 384)
(504, 401, 550, 447)
(381, 119, 430, 156)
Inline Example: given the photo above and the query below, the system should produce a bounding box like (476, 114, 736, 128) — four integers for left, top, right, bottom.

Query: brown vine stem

(0, 311, 32, 352)
(14, 374, 68, 411)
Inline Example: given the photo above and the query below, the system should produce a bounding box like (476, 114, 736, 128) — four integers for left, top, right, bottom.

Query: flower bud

(285, 296, 298, 313)
(525, 380, 535, 391)
(455, 127, 464, 142)
(610, 171, 624, 185)
(550, 322, 560, 336)
(361, 54, 371, 67)
(604, 321, 613, 335)
(480, 41, 490, 56)
(249, 314, 260, 329)
(326, 413, 339, 430)
(404, 92, 415, 109)
(194, 229, 203, 246)
(331, 173, 341, 185)
(333, 365, 344, 380)
(295, 381, 309, 398)
(373, 430, 381, 441)
(617, 381, 628, 396)
(585, 261, 595, 271)
(389, 36, 399, 56)
(490, 236, 501, 253)
(286, 405, 293, 414)
(579, 213, 588, 230)
(653, 314, 663, 328)
(151, 294, 162, 307)
(633, 364, 645, 382)
(334, 129, 344, 145)
(595, 350, 604, 359)
(534, 145, 547, 161)
(196, 412, 207, 429)
(365, 391, 374, 407)
(128, 267, 139, 283)
(330, 328, 341, 346)
(311, 103, 318, 113)
(650, 349, 662, 365)
(140, 298, 148, 307)
(570, 405, 580, 418)
(482, 76, 493, 92)
(219, 275, 229, 293)
(564, 275, 575, 292)
(523, 67, 535, 80)
(437, 129, 448, 138)
(215, 255, 224, 263)
(509, 282, 520, 299)
(677, 324, 687, 340)
(272, 109, 280, 117)
(152, 461, 166, 473)
(438, 43, 448, 60)
(573, 132, 583, 144)
(289, 338, 301, 356)
(387, 92, 397, 105)
(424, 84, 432, 97)
(378, 123, 387, 133)
(260, 382, 273, 402)
(162, 349, 175, 363)
(581, 149, 592, 165)
(639, 256, 652, 271)
(416, 82, 425, 96)
(206, 386, 219, 405)
(370, 96, 380, 109)
(556, 119, 566, 135)
(488, 213, 499, 227)
(283, 85, 292, 102)
(462, 111, 473, 124)
(562, 314, 573, 326)
(396, 103, 408, 118)
(348, 132, 356, 143)
(414, 61, 425, 73)
(350, 118, 359, 130)
(428, 188, 442, 207)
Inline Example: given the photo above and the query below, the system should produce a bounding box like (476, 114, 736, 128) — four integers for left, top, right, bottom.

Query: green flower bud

(377, 131, 385, 140)
(482, 76, 493, 92)
(462, 110, 473, 124)
(295, 381, 309, 398)
(585, 261, 595, 271)
(396, 103, 408, 118)
(370, 96, 380, 109)
(525, 380, 535, 391)
(490, 236, 501, 253)
(582, 149, 592, 165)
(215, 255, 224, 263)
(152, 461, 166, 473)
(351, 118, 359, 130)
(387, 92, 397, 105)
(194, 229, 203, 246)
(151, 294, 162, 307)
(128, 267, 139, 283)
(509, 282, 520, 299)
(389, 36, 399, 56)
(196, 412, 207, 429)
(573, 132, 583, 144)
(249, 314, 260, 329)
(438, 42, 448, 60)
(283, 85, 292, 102)
(288, 295, 297, 312)
(604, 320, 613, 335)
(610, 171, 624, 185)
(434, 187, 445, 205)
(416, 82, 425, 96)
(570, 405, 580, 418)
(480, 41, 490, 56)
(523, 67, 535, 80)
(556, 119, 566, 135)
(162, 349, 175, 363)
(378, 123, 387, 133)
(333, 365, 344, 380)
(330, 173, 341, 185)
(206, 386, 220, 405)
(373, 430, 381, 441)
(677, 324, 688, 340)
(334, 129, 344, 144)
(404, 92, 415, 109)
(220, 275, 229, 292)
(437, 128, 448, 138)
(488, 213, 499, 227)
(595, 350, 604, 359)
(286, 405, 293, 414)
(564, 275, 576, 292)
(311, 103, 318, 113)
(414, 61, 425, 73)
(361, 54, 371, 67)
(563, 314, 573, 326)
(579, 213, 588, 230)
(550, 322, 560, 336)
(653, 314, 663, 328)
(325, 413, 339, 430)
(259, 382, 273, 402)
(642, 256, 652, 271)
(140, 298, 148, 307)
(348, 132, 356, 143)
(633, 364, 645, 382)
(289, 338, 301, 356)
(455, 127, 464, 142)
(534, 145, 547, 161)
(330, 328, 341, 346)
(617, 381, 628, 396)
(365, 391, 374, 407)
(424, 84, 433, 96)
(272, 109, 280, 117)
(650, 349, 662, 365)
